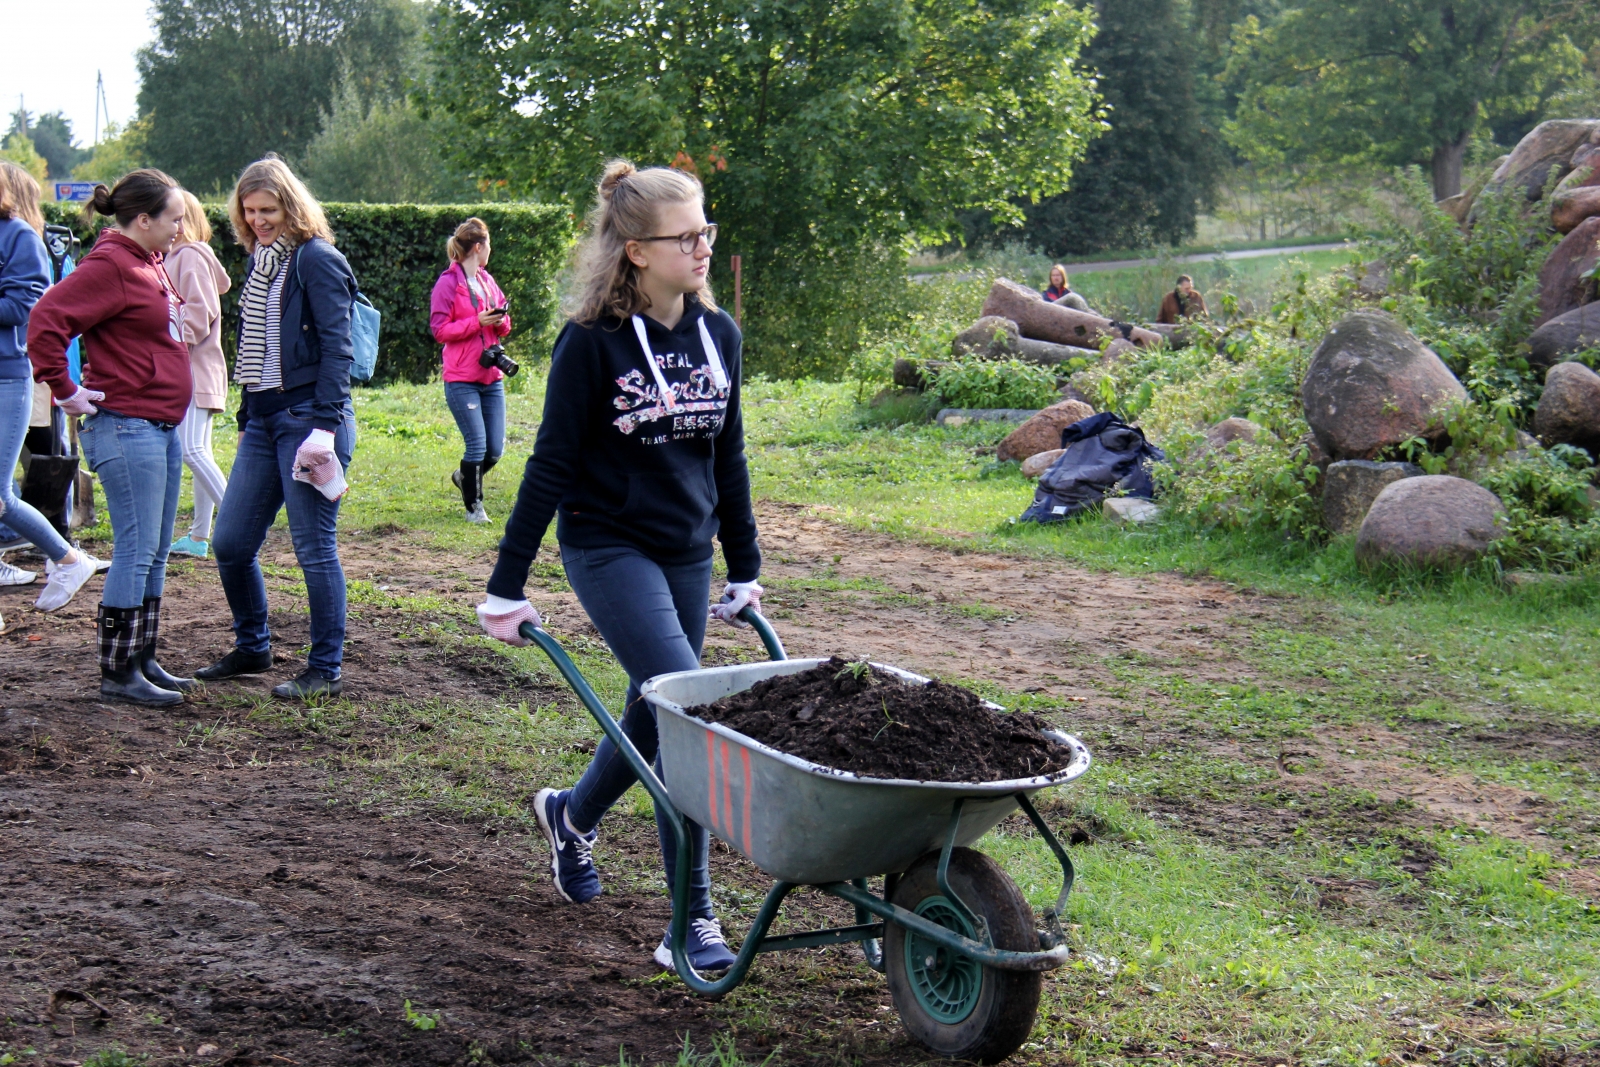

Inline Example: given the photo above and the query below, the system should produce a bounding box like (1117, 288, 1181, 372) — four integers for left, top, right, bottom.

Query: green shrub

(43, 200, 572, 385)
(1480, 445, 1600, 570)
(932, 358, 1060, 410)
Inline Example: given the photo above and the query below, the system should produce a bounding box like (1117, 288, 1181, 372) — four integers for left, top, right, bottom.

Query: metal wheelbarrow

(520, 613, 1090, 1064)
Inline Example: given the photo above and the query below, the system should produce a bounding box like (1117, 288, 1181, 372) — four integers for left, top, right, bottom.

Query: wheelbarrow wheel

(883, 847, 1041, 1064)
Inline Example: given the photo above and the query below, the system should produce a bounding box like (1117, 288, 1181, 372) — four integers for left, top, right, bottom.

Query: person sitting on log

(1041, 264, 1090, 311)
(1158, 274, 1208, 323)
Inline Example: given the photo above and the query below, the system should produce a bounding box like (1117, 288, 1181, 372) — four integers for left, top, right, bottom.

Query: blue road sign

(55, 182, 96, 202)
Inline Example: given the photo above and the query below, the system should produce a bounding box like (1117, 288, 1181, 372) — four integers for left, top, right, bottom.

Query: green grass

(129, 373, 1600, 1065)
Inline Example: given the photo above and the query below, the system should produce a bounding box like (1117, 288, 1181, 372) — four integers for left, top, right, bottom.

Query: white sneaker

(465, 503, 489, 524)
(89, 552, 111, 574)
(34, 553, 97, 611)
(0, 559, 38, 586)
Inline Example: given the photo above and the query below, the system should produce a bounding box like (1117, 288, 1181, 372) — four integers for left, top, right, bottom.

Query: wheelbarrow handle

(517, 614, 785, 995)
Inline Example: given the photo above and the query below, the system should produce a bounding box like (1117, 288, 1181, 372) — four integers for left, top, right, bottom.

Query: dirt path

(1, 505, 1589, 1066)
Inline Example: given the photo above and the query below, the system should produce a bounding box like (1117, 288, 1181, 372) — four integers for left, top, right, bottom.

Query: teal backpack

(295, 248, 380, 382)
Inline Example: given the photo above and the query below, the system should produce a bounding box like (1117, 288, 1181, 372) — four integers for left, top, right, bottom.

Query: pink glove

(57, 386, 105, 417)
(293, 428, 346, 498)
(476, 595, 542, 646)
(711, 581, 763, 629)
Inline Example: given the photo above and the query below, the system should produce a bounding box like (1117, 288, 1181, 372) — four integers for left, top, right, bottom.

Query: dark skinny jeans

(561, 543, 714, 919)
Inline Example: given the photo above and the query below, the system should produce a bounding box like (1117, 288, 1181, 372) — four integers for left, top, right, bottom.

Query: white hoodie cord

(632, 315, 680, 411)
(697, 317, 730, 392)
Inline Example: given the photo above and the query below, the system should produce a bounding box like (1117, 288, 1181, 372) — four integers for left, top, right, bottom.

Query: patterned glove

(293, 429, 340, 486)
(476, 594, 542, 647)
(58, 386, 105, 417)
(711, 580, 764, 629)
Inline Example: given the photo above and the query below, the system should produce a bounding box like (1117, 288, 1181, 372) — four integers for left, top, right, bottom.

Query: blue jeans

(443, 380, 505, 465)
(78, 410, 182, 608)
(0, 377, 72, 563)
(562, 544, 715, 918)
(213, 401, 356, 676)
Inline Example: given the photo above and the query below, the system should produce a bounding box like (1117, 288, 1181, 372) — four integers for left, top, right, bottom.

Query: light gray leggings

(176, 400, 228, 540)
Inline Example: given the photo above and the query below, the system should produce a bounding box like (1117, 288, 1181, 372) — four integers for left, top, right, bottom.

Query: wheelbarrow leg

(520, 619, 790, 996)
(1013, 792, 1075, 949)
(852, 878, 885, 972)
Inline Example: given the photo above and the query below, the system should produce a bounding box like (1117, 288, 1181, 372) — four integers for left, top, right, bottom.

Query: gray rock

(1322, 460, 1423, 536)
(1016, 337, 1100, 365)
(1533, 360, 1600, 451)
(1527, 302, 1600, 372)
(1357, 260, 1391, 297)
(1144, 323, 1193, 349)
(936, 408, 1039, 427)
(952, 316, 1021, 359)
(1533, 216, 1600, 328)
(1302, 310, 1467, 460)
(1020, 448, 1066, 479)
(1356, 476, 1506, 568)
(980, 277, 1164, 349)
(1479, 120, 1600, 205)
(1104, 497, 1161, 524)
(1202, 417, 1266, 453)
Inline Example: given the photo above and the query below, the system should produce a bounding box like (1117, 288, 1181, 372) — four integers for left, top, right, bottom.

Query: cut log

(980, 277, 1163, 349)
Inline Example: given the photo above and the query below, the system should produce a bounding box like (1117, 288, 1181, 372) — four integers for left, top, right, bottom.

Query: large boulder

(1356, 476, 1506, 568)
(981, 278, 1163, 350)
(1322, 460, 1423, 536)
(1527, 302, 1600, 373)
(1302, 310, 1467, 460)
(996, 399, 1096, 463)
(1480, 120, 1600, 204)
(1533, 360, 1600, 452)
(1534, 216, 1600, 328)
(1553, 186, 1600, 235)
(951, 315, 1101, 365)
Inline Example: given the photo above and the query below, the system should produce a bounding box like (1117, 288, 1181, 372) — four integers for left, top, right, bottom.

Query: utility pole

(94, 71, 108, 145)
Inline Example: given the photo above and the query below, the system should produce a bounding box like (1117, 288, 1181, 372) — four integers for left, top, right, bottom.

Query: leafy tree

(1, 132, 48, 186)
(6, 111, 89, 180)
(74, 120, 154, 184)
(977, 0, 1228, 255)
(300, 76, 475, 203)
(425, 0, 1102, 377)
(1225, 0, 1600, 202)
(137, 0, 421, 192)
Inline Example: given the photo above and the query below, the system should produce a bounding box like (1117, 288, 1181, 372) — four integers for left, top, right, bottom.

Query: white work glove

(711, 580, 764, 629)
(476, 594, 542, 646)
(292, 428, 347, 500)
(58, 386, 105, 416)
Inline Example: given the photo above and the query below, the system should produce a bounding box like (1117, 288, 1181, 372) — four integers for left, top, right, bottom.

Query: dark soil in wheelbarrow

(695, 656, 1073, 781)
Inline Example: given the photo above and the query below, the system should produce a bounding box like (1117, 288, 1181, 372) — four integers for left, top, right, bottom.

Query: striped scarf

(234, 236, 293, 387)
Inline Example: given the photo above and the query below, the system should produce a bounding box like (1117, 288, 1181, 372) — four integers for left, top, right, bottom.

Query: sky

(0, 0, 155, 146)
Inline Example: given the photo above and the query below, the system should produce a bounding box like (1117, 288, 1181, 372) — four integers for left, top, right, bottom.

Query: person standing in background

(196, 156, 358, 702)
(1158, 274, 1208, 323)
(167, 192, 232, 560)
(0, 161, 101, 611)
(28, 169, 194, 706)
(1042, 264, 1089, 311)
(430, 217, 512, 524)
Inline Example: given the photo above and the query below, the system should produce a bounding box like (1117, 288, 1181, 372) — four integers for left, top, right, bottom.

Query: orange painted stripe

(740, 746, 753, 857)
(720, 738, 734, 841)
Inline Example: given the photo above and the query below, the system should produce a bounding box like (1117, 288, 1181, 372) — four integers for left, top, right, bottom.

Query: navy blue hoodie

(487, 298, 759, 599)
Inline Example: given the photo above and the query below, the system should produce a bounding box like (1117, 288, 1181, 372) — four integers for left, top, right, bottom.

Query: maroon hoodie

(28, 229, 192, 425)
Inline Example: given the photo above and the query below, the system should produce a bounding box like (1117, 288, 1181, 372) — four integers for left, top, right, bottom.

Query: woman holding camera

(430, 217, 512, 524)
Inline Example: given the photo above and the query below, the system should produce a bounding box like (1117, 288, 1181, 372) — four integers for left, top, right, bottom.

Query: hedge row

(43, 200, 573, 384)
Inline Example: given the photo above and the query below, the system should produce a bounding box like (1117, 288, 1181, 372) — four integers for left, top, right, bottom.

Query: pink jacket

(167, 239, 232, 409)
(430, 263, 512, 384)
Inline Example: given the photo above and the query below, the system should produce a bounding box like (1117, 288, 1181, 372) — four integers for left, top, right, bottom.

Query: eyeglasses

(636, 224, 717, 254)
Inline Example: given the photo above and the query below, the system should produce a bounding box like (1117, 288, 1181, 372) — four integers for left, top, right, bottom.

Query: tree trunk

(1431, 132, 1471, 201)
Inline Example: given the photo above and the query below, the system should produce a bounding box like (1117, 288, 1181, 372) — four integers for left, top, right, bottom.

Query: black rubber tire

(883, 847, 1042, 1063)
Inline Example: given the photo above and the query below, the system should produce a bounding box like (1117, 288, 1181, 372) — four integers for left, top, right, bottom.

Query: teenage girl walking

(476, 161, 761, 974)
(430, 217, 512, 524)
(167, 192, 232, 560)
(28, 169, 194, 706)
(0, 160, 100, 610)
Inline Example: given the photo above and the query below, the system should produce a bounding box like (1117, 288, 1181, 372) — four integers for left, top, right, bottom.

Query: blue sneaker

(653, 917, 737, 974)
(170, 535, 210, 559)
(533, 788, 601, 903)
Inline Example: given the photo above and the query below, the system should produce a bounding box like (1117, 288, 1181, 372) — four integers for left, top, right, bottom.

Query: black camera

(479, 343, 519, 377)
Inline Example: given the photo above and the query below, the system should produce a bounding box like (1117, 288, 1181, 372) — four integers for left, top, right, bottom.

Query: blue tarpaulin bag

(349, 293, 380, 382)
(1018, 412, 1166, 524)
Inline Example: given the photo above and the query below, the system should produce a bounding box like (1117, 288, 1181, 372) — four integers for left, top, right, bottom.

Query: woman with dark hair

(195, 155, 358, 702)
(0, 161, 101, 610)
(28, 168, 193, 706)
(431, 216, 512, 523)
(476, 160, 759, 975)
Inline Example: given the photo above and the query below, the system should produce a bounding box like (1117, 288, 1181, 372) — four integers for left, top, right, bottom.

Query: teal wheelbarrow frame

(520, 613, 1089, 1062)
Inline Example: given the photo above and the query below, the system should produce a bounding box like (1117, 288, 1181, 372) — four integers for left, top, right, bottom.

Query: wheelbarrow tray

(641, 658, 1091, 885)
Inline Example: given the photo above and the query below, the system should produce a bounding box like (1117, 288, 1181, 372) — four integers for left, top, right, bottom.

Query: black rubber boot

(272, 667, 343, 701)
(194, 647, 274, 681)
(459, 460, 482, 512)
(480, 456, 498, 477)
(138, 596, 194, 691)
(99, 604, 183, 708)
